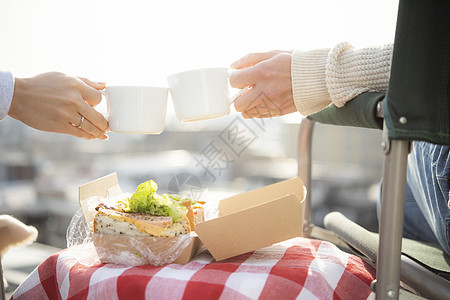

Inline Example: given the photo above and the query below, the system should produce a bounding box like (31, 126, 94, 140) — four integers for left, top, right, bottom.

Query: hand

(230, 50, 296, 119)
(8, 72, 109, 140)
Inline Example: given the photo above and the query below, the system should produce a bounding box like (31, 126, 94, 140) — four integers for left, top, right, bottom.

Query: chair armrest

(307, 92, 385, 129)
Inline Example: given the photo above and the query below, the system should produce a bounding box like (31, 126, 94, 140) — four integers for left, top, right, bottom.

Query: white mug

(105, 86, 169, 134)
(167, 67, 247, 122)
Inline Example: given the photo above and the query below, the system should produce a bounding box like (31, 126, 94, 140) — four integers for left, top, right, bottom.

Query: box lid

(195, 177, 305, 261)
(217, 177, 304, 216)
(79, 172, 122, 205)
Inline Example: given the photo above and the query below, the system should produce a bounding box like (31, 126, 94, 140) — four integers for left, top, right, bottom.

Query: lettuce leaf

(163, 194, 190, 203)
(163, 193, 203, 205)
(121, 180, 186, 222)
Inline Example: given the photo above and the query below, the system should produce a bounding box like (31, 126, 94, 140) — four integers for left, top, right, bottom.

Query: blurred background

(0, 0, 397, 251)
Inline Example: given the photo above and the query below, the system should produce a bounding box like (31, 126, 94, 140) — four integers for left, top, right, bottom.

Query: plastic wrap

(66, 194, 194, 266)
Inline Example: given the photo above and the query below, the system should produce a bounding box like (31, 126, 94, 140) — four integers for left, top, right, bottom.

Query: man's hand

(229, 50, 296, 118)
(8, 72, 109, 140)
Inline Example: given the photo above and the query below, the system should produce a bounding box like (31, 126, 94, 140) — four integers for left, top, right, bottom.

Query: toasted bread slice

(94, 206, 190, 237)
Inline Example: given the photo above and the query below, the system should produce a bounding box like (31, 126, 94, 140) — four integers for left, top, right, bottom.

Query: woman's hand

(230, 50, 296, 118)
(9, 72, 109, 140)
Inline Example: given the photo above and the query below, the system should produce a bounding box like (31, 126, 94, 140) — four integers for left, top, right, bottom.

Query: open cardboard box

(79, 173, 306, 264)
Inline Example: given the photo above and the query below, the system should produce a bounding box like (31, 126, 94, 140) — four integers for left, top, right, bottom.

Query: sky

(0, 0, 399, 84)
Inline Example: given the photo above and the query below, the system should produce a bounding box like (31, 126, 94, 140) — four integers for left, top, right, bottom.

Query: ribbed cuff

(291, 48, 331, 116)
(0, 71, 14, 121)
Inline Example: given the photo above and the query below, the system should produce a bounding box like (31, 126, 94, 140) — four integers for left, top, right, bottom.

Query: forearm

(291, 42, 393, 116)
(0, 71, 14, 121)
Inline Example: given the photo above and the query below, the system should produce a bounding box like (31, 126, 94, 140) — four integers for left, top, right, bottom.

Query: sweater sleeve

(0, 71, 14, 121)
(291, 42, 393, 116)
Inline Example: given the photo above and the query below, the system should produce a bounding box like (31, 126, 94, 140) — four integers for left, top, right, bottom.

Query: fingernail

(102, 134, 109, 140)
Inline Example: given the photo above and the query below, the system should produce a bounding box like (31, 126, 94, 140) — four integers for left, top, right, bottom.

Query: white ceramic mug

(105, 86, 169, 134)
(167, 67, 247, 122)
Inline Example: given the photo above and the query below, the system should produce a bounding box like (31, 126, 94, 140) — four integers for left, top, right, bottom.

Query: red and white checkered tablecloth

(11, 237, 375, 300)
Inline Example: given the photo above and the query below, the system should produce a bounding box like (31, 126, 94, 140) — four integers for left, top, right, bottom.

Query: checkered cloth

(11, 237, 375, 300)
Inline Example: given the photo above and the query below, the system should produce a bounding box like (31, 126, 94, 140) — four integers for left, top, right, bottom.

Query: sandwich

(93, 180, 195, 238)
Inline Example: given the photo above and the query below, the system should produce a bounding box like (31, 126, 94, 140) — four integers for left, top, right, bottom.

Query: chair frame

(297, 102, 450, 299)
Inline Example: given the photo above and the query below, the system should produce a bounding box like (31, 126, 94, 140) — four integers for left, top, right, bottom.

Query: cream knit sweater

(291, 42, 393, 116)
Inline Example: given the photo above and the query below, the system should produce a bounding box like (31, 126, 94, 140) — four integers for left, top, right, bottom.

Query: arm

(293, 42, 393, 115)
(5, 72, 109, 140)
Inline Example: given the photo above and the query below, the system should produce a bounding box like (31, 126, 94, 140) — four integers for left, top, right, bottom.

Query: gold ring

(76, 116, 84, 129)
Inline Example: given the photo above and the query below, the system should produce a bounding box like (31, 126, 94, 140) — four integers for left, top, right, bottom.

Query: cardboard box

(79, 173, 305, 264)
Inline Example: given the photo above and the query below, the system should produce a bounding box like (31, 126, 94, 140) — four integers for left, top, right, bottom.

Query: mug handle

(229, 86, 251, 105)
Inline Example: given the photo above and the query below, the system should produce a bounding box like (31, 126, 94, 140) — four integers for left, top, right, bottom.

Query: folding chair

(297, 0, 450, 299)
